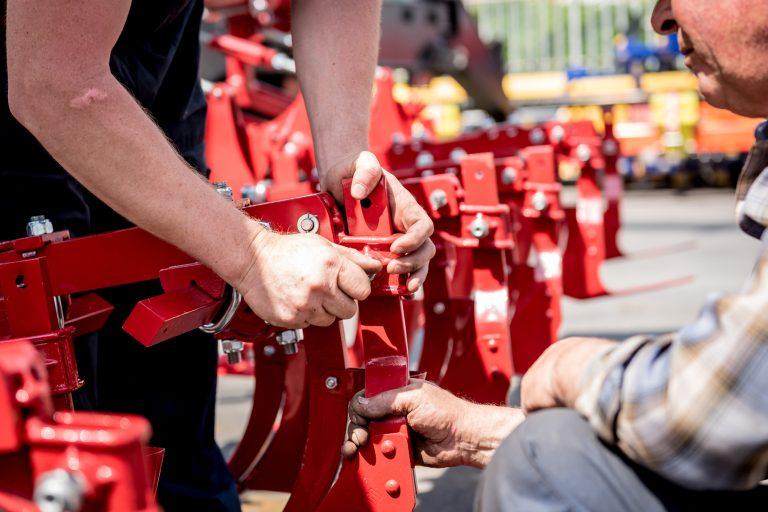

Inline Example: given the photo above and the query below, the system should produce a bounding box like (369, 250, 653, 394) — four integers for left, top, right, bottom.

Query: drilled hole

(360, 198, 372, 209)
(15, 275, 26, 289)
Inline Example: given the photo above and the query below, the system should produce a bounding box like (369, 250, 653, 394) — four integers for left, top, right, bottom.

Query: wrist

(457, 404, 523, 469)
(229, 219, 272, 291)
(317, 147, 367, 196)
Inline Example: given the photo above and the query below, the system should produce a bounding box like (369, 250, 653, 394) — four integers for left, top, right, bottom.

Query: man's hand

(343, 380, 523, 469)
(321, 151, 436, 292)
(521, 337, 616, 413)
(235, 229, 382, 328)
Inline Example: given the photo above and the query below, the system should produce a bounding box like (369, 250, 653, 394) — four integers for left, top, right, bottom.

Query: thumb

(335, 244, 383, 275)
(351, 151, 383, 199)
(350, 384, 421, 420)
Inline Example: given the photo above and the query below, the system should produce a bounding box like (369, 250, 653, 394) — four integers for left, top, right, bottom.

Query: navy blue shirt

(1, 0, 207, 238)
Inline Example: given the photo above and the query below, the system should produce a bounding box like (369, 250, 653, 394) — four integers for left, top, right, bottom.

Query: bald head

(652, 0, 768, 118)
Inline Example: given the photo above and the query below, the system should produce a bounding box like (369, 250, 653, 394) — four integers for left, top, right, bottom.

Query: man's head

(652, 0, 768, 117)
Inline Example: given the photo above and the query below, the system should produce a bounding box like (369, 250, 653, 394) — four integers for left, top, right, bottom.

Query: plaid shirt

(575, 124, 768, 491)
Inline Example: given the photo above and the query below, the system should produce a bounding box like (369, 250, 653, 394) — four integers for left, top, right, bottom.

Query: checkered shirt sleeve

(575, 244, 768, 490)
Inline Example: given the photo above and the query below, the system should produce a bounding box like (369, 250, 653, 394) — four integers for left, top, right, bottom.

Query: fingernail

(352, 184, 367, 198)
(357, 396, 369, 405)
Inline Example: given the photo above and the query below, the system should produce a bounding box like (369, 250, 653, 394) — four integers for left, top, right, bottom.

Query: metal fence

(466, 0, 660, 73)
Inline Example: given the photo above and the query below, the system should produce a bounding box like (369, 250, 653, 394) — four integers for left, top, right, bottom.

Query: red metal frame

(0, 339, 159, 512)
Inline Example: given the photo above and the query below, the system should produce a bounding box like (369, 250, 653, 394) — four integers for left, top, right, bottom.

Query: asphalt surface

(216, 188, 758, 511)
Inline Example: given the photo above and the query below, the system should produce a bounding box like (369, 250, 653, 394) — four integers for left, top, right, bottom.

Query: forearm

(458, 405, 524, 469)
(292, 0, 381, 185)
(12, 73, 261, 285)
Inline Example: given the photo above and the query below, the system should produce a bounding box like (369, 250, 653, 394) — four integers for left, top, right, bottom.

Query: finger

(307, 307, 336, 327)
(349, 411, 369, 427)
(387, 239, 436, 275)
(350, 383, 422, 420)
(337, 257, 373, 301)
(335, 244, 383, 275)
(406, 264, 430, 293)
(347, 422, 370, 450)
(351, 151, 383, 199)
(342, 439, 361, 459)
(391, 209, 434, 255)
(323, 289, 357, 320)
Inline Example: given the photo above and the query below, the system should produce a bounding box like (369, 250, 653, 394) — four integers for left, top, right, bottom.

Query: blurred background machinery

(202, 0, 761, 190)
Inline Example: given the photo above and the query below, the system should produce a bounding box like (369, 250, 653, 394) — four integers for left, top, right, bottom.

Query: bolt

(449, 147, 467, 163)
(603, 139, 619, 157)
(429, 189, 448, 211)
(550, 125, 566, 143)
(26, 215, 53, 237)
(416, 151, 434, 168)
(34, 469, 84, 512)
(531, 191, 549, 212)
(221, 340, 245, 365)
(433, 302, 446, 315)
(391, 132, 406, 145)
(384, 479, 401, 497)
(529, 128, 546, 145)
(501, 167, 517, 185)
(214, 181, 233, 200)
(212, 88, 223, 99)
(469, 213, 490, 239)
(325, 376, 338, 390)
(576, 144, 592, 163)
(263, 345, 276, 357)
(297, 213, 319, 234)
(381, 439, 397, 457)
(488, 338, 499, 353)
(276, 329, 304, 355)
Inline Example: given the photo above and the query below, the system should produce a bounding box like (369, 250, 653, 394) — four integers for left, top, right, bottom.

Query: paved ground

(216, 188, 758, 511)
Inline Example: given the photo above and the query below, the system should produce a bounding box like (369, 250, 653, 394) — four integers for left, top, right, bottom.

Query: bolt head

(263, 345, 276, 357)
(433, 302, 446, 315)
(325, 376, 339, 390)
(429, 189, 448, 210)
(529, 128, 546, 145)
(34, 470, 84, 512)
(381, 439, 397, 457)
(297, 213, 319, 234)
(531, 191, 549, 212)
(416, 151, 434, 168)
(26, 216, 53, 236)
(384, 479, 401, 496)
(501, 167, 517, 185)
(469, 214, 490, 239)
(602, 139, 619, 156)
(449, 147, 467, 163)
(576, 144, 592, 163)
(550, 125, 565, 143)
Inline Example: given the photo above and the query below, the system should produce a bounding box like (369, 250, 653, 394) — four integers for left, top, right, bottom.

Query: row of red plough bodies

(0, 5, 693, 512)
(203, 6, 693, 510)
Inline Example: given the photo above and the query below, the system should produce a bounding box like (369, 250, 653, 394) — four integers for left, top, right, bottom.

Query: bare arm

(6, 0, 378, 328)
(291, 0, 381, 195)
(291, 0, 436, 290)
(7, 0, 259, 285)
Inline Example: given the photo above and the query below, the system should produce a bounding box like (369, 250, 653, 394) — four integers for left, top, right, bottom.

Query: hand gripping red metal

(313, 178, 417, 512)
